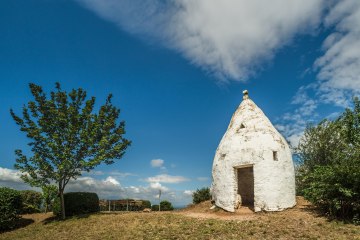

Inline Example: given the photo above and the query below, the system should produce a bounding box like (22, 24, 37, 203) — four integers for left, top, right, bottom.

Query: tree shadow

(42, 213, 92, 224)
(299, 204, 356, 224)
(0, 218, 34, 233)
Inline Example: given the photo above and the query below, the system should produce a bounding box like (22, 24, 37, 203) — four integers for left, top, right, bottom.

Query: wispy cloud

(76, 0, 324, 81)
(151, 159, 164, 168)
(83, 170, 136, 178)
(145, 174, 190, 184)
(314, 0, 360, 106)
(275, 86, 319, 148)
(278, 1, 360, 147)
(196, 177, 209, 182)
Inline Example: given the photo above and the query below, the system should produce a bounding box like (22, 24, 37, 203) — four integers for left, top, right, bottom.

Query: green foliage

(0, 187, 22, 231)
(141, 200, 151, 209)
(296, 97, 360, 222)
(160, 200, 174, 211)
(42, 185, 58, 213)
(10, 82, 131, 219)
(53, 192, 99, 217)
(19, 190, 42, 214)
(151, 205, 159, 211)
(192, 187, 211, 204)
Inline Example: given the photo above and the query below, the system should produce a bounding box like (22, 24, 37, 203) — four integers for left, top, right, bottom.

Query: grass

(1, 198, 359, 240)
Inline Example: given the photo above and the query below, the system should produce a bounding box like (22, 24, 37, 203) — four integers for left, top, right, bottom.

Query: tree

(11, 83, 131, 219)
(141, 200, 151, 210)
(160, 200, 174, 211)
(296, 97, 360, 222)
(192, 187, 211, 204)
(42, 185, 58, 213)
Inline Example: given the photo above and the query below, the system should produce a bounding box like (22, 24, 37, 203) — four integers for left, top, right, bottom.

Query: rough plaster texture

(211, 92, 296, 212)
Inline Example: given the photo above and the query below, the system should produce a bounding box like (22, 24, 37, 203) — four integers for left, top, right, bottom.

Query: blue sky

(1, 0, 359, 207)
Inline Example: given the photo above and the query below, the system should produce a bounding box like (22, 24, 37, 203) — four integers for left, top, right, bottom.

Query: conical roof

(217, 90, 287, 155)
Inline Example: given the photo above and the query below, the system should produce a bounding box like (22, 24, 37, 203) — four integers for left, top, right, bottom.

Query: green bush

(141, 200, 151, 210)
(151, 204, 159, 211)
(20, 190, 42, 214)
(53, 192, 99, 217)
(296, 97, 360, 223)
(0, 187, 22, 231)
(160, 200, 174, 211)
(192, 187, 211, 204)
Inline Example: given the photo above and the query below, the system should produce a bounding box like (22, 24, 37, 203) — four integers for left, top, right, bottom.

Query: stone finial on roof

(243, 90, 249, 100)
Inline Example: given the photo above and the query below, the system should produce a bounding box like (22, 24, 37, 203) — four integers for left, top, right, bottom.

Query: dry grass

(1, 197, 359, 240)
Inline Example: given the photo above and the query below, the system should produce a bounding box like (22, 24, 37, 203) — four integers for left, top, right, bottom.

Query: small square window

(273, 151, 278, 161)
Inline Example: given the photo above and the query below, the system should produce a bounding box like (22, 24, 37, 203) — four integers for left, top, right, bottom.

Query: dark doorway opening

(237, 166, 254, 208)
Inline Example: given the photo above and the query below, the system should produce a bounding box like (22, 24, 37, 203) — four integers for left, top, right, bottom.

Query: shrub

(20, 190, 42, 214)
(160, 200, 174, 211)
(296, 97, 360, 223)
(151, 205, 159, 211)
(0, 187, 22, 231)
(192, 187, 211, 204)
(53, 192, 99, 217)
(141, 200, 151, 210)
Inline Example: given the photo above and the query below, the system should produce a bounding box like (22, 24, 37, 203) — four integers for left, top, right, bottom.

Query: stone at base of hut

(143, 208, 152, 212)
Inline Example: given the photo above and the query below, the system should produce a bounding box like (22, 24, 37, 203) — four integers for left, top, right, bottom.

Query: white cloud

(104, 176, 121, 186)
(150, 159, 164, 168)
(76, 0, 324, 81)
(0, 167, 24, 183)
(145, 174, 190, 184)
(0, 167, 35, 190)
(183, 190, 193, 196)
(149, 182, 169, 192)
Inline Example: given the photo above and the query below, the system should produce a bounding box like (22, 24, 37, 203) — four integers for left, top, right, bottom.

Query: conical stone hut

(211, 90, 296, 212)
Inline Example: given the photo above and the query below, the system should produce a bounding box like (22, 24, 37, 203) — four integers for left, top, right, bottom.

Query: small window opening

(236, 123, 246, 133)
(273, 151, 278, 161)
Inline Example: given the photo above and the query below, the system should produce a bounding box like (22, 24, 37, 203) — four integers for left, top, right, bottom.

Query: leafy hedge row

(0, 187, 22, 231)
(20, 190, 42, 214)
(53, 192, 99, 217)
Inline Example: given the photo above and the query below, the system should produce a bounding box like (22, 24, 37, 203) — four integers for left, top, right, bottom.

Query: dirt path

(176, 197, 315, 221)
(176, 201, 257, 221)
(177, 211, 256, 221)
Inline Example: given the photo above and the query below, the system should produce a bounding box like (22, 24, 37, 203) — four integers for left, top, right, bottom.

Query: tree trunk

(60, 190, 66, 220)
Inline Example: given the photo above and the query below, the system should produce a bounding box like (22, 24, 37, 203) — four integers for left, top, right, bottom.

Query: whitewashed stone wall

(211, 92, 296, 212)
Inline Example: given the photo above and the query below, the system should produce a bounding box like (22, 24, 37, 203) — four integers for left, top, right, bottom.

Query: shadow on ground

(0, 217, 34, 233)
(42, 213, 93, 224)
